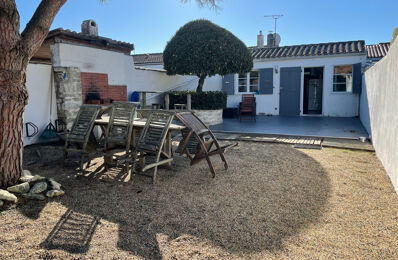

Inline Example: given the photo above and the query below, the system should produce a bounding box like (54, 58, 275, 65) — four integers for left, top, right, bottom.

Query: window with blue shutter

(352, 63, 362, 94)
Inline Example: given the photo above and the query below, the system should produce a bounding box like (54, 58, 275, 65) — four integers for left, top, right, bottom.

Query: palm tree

(0, 0, 220, 187)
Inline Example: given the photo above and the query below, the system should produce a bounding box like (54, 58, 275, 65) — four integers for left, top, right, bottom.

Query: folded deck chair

(175, 112, 237, 177)
(63, 105, 101, 171)
(130, 111, 175, 183)
(103, 102, 138, 173)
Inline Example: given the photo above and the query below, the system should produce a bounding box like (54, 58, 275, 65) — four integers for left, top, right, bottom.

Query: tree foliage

(163, 19, 253, 92)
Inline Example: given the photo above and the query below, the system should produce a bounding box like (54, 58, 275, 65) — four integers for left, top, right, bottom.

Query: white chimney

(81, 19, 98, 36)
(257, 30, 264, 48)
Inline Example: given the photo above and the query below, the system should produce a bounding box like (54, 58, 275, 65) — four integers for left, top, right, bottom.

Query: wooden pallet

(275, 136, 323, 149)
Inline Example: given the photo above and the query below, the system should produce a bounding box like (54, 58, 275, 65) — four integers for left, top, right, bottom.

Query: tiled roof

(46, 28, 134, 52)
(133, 53, 163, 65)
(251, 40, 366, 60)
(133, 40, 367, 64)
(366, 42, 390, 59)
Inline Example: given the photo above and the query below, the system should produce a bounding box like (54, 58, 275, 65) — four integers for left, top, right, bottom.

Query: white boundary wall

(361, 41, 398, 193)
(131, 66, 221, 106)
(24, 63, 57, 146)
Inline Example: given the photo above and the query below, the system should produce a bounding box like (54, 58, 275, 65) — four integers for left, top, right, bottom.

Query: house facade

(222, 38, 367, 117)
(134, 37, 368, 117)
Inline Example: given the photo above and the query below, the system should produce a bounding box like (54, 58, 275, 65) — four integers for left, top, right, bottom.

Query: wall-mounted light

(274, 65, 279, 74)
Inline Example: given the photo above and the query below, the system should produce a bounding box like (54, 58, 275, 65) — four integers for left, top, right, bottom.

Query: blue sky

(16, 0, 397, 54)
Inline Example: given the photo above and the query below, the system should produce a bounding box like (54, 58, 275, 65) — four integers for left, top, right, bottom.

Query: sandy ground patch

(0, 142, 397, 259)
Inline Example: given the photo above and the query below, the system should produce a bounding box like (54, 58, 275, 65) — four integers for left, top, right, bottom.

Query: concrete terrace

(210, 116, 368, 139)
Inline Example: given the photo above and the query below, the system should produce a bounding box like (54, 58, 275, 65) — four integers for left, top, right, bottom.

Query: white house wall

(24, 63, 57, 146)
(225, 55, 367, 117)
(51, 42, 135, 89)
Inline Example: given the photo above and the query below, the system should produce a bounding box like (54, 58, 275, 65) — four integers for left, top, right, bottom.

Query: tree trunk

(196, 75, 206, 92)
(0, 0, 66, 187)
(0, 82, 28, 187)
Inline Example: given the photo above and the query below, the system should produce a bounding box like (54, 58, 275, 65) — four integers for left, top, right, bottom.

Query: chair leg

(86, 158, 91, 169)
(125, 161, 130, 175)
(80, 154, 87, 173)
(220, 153, 228, 170)
(205, 156, 216, 178)
(152, 166, 158, 184)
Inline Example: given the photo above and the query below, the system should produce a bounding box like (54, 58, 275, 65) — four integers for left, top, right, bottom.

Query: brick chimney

(267, 32, 275, 47)
(257, 30, 264, 48)
(81, 19, 98, 36)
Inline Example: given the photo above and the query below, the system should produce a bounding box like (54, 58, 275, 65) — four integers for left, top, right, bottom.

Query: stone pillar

(187, 93, 192, 110)
(53, 67, 83, 129)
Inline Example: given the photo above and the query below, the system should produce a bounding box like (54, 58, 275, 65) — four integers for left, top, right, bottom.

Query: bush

(169, 91, 227, 110)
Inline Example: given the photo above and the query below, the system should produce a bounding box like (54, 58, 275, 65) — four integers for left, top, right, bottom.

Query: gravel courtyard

(0, 141, 397, 259)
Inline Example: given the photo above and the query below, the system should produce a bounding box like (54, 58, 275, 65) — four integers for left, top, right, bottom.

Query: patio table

(94, 116, 185, 166)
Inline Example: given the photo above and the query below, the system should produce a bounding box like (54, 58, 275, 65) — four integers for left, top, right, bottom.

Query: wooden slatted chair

(239, 94, 256, 121)
(130, 111, 175, 183)
(63, 105, 101, 170)
(103, 102, 138, 173)
(175, 112, 237, 177)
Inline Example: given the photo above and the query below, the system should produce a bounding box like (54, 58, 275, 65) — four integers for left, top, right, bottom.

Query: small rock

(46, 190, 65, 198)
(0, 189, 18, 202)
(30, 182, 47, 194)
(22, 193, 45, 200)
(20, 174, 45, 183)
(7, 182, 30, 194)
(0, 200, 3, 207)
(48, 179, 62, 190)
(22, 169, 33, 177)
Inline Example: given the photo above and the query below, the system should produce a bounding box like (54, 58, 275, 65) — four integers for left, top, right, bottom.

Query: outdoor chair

(102, 102, 138, 173)
(130, 111, 175, 183)
(175, 112, 237, 177)
(63, 105, 101, 171)
(239, 94, 256, 121)
(136, 109, 153, 119)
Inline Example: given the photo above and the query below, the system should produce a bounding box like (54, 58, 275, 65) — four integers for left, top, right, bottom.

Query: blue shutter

(352, 63, 362, 94)
(222, 74, 235, 95)
(259, 68, 274, 94)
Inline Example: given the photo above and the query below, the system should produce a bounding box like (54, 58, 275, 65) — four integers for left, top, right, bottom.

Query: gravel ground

(0, 141, 397, 259)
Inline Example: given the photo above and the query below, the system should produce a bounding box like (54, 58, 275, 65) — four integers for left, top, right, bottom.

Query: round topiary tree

(163, 19, 253, 92)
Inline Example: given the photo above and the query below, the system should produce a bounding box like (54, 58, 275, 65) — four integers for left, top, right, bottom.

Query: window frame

(236, 70, 260, 94)
(332, 64, 353, 93)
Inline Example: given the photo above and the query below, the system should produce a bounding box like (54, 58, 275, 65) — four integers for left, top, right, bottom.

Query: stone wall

(53, 67, 82, 129)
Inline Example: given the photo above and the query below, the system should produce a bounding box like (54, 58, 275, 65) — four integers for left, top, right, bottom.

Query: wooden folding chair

(102, 102, 138, 173)
(63, 105, 101, 171)
(130, 111, 175, 183)
(175, 112, 237, 177)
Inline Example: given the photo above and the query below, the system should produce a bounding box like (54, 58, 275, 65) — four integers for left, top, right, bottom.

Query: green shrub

(169, 91, 227, 110)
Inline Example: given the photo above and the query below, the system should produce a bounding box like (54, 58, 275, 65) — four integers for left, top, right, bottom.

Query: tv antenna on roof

(264, 14, 283, 34)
